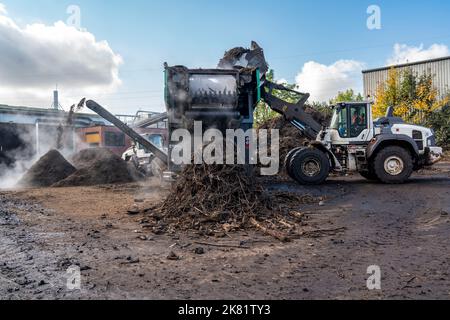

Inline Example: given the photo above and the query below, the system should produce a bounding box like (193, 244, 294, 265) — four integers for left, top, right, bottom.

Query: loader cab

(329, 102, 374, 144)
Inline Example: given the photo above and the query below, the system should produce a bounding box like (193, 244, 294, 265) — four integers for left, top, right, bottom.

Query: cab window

(148, 134, 163, 149)
(349, 105, 367, 138)
(138, 134, 163, 150)
(331, 106, 348, 138)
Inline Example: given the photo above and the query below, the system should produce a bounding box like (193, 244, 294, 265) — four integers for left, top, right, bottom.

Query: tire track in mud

(1, 167, 449, 300)
(0, 195, 76, 299)
(316, 175, 450, 299)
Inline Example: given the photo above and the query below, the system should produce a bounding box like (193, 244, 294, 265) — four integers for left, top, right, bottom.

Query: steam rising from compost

(0, 102, 85, 189)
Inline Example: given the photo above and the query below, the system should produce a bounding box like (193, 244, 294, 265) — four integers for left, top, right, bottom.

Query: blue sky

(1, 0, 450, 113)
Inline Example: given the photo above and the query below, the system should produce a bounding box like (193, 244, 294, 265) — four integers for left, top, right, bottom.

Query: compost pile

(144, 163, 321, 241)
(218, 47, 250, 69)
(18, 148, 141, 188)
(54, 148, 141, 187)
(258, 117, 307, 164)
(17, 150, 76, 188)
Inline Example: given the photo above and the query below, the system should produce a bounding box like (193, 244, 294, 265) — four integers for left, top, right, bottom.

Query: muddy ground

(1, 162, 449, 300)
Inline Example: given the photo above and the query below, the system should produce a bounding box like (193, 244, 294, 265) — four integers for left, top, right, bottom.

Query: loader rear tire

(373, 146, 413, 184)
(289, 148, 330, 185)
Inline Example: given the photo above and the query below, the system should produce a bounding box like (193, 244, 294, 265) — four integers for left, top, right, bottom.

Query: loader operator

(351, 110, 366, 137)
(352, 110, 363, 126)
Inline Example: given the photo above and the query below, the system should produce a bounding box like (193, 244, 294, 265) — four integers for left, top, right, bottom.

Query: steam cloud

(0, 125, 81, 189)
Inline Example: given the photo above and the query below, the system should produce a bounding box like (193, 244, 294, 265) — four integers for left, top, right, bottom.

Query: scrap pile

(143, 163, 321, 241)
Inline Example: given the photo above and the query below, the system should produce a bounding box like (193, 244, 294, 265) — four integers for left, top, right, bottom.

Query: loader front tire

(359, 163, 379, 181)
(373, 146, 413, 184)
(359, 170, 379, 181)
(284, 147, 304, 179)
(289, 148, 330, 185)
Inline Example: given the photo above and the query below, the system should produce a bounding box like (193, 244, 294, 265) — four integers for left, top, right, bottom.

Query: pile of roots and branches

(258, 116, 308, 164)
(143, 163, 325, 241)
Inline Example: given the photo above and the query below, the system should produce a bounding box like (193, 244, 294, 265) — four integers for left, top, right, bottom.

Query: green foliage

(308, 101, 333, 119)
(254, 101, 280, 127)
(427, 103, 450, 149)
(254, 69, 298, 126)
(399, 68, 416, 103)
(329, 89, 364, 104)
(254, 69, 342, 126)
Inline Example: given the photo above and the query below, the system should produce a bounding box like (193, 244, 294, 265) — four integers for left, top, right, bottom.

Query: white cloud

(0, 4, 122, 108)
(276, 78, 288, 85)
(294, 60, 365, 103)
(0, 3, 6, 15)
(387, 43, 450, 65)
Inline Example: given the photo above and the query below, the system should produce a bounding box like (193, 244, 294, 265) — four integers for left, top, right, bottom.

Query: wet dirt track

(0, 164, 449, 300)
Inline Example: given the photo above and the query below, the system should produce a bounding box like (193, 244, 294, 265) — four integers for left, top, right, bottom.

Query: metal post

(53, 90, 59, 110)
(35, 121, 40, 156)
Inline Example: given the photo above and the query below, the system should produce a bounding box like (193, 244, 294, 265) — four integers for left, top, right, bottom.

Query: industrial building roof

(362, 56, 450, 74)
(0, 104, 109, 126)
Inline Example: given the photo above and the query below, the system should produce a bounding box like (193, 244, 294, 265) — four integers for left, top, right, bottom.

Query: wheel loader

(281, 101, 443, 184)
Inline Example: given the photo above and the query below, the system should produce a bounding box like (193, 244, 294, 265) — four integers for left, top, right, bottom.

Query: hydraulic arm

(261, 80, 322, 141)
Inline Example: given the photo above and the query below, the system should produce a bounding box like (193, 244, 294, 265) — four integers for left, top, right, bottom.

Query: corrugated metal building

(363, 56, 450, 99)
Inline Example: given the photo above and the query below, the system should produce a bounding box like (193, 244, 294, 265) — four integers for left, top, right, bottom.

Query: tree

(426, 93, 450, 149)
(373, 67, 449, 124)
(372, 68, 404, 118)
(308, 101, 333, 122)
(330, 89, 364, 104)
(254, 70, 303, 126)
(411, 73, 444, 124)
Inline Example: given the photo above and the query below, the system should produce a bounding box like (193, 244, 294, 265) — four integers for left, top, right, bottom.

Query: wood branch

(296, 227, 347, 238)
(250, 218, 290, 242)
(193, 241, 250, 249)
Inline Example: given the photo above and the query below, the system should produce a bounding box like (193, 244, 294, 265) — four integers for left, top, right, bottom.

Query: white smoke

(0, 123, 81, 190)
